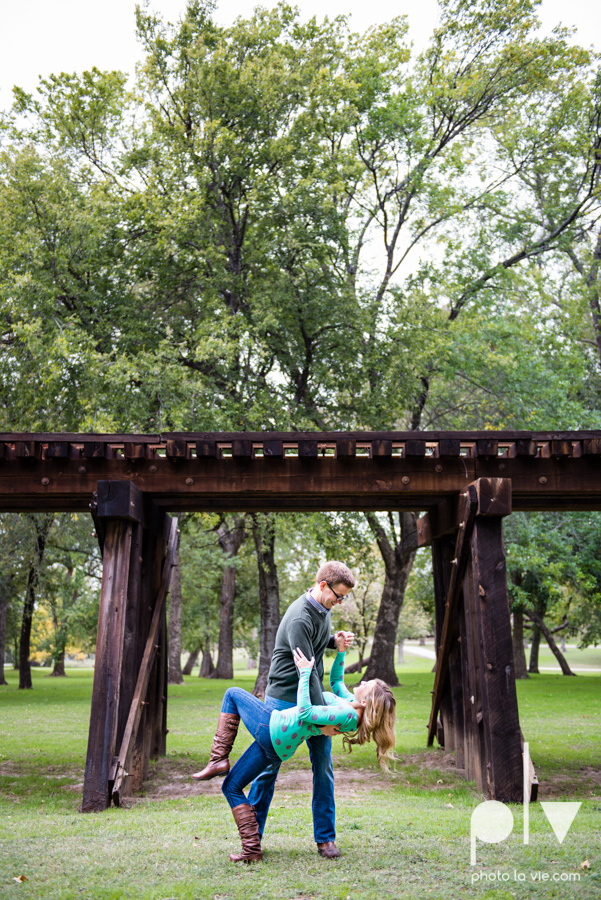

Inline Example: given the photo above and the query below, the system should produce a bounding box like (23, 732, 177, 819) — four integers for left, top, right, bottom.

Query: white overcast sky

(1, 0, 599, 110)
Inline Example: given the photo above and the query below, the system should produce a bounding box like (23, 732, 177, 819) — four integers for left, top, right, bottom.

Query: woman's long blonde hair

(342, 679, 397, 771)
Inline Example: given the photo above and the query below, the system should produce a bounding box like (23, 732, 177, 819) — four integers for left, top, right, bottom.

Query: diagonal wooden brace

(426, 479, 512, 746)
(427, 485, 478, 746)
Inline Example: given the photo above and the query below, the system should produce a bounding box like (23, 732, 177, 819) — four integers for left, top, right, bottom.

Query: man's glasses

(327, 583, 348, 601)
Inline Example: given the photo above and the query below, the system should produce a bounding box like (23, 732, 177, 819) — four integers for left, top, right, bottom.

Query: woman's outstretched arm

(329, 651, 355, 701)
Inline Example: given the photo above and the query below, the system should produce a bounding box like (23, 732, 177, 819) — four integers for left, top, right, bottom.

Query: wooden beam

(14, 441, 40, 459)
(336, 439, 356, 458)
(165, 440, 189, 459)
(124, 442, 153, 460)
(371, 439, 393, 457)
(263, 440, 283, 458)
(231, 439, 253, 458)
(474, 477, 512, 516)
(509, 440, 537, 457)
(435, 439, 461, 457)
(540, 440, 572, 458)
(1, 433, 601, 514)
(111, 518, 178, 806)
(404, 440, 426, 457)
(127, 526, 165, 791)
(297, 440, 318, 458)
(195, 439, 217, 458)
(474, 439, 498, 458)
(417, 495, 461, 546)
(417, 479, 510, 546)
(96, 480, 146, 525)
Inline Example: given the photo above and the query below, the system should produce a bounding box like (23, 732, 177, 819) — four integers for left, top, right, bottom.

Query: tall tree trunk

(213, 516, 246, 679)
(50, 601, 68, 676)
(251, 513, 281, 698)
(0, 577, 9, 685)
(168, 543, 185, 684)
(512, 610, 529, 679)
(528, 621, 541, 674)
(199, 637, 215, 678)
(182, 644, 201, 675)
(19, 514, 52, 690)
(50, 650, 66, 677)
(363, 512, 417, 686)
(525, 609, 576, 676)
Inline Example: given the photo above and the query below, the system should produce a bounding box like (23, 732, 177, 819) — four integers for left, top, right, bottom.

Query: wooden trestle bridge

(2, 429, 600, 811)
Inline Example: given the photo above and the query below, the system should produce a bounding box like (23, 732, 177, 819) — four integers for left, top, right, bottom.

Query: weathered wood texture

(0, 432, 600, 513)
(82, 485, 174, 813)
(428, 478, 523, 802)
(468, 518, 523, 802)
(82, 521, 133, 812)
(111, 518, 178, 806)
(127, 527, 165, 791)
(427, 485, 479, 745)
(431, 534, 457, 753)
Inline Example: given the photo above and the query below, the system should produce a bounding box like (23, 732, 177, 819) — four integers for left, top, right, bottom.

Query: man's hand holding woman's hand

(334, 630, 355, 652)
(293, 647, 315, 670)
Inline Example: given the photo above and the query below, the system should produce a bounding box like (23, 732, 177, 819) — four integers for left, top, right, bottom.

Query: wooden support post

(113, 521, 144, 802)
(461, 549, 488, 793)
(126, 526, 162, 792)
(83, 480, 175, 811)
(466, 515, 523, 801)
(111, 518, 178, 805)
(427, 478, 524, 802)
(82, 520, 132, 812)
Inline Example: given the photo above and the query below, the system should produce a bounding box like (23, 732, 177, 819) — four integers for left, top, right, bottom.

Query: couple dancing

(192, 561, 397, 863)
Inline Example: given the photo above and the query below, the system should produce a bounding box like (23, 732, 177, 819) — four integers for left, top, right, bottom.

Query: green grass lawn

(1, 659, 600, 900)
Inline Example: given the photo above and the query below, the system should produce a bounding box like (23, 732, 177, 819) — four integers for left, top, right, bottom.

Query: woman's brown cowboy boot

(229, 804, 263, 863)
(191, 713, 240, 780)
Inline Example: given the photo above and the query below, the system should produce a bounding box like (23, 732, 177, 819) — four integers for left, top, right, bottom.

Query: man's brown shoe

(317, 841, 341, 859)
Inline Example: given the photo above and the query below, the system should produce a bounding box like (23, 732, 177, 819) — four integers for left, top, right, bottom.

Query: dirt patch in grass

(535, 763, 601, 798)
(138, 756, 397, 801)
(2, 750, 597, 804)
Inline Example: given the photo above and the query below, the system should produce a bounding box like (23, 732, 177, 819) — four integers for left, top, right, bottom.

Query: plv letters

(470, 744, 581, 865)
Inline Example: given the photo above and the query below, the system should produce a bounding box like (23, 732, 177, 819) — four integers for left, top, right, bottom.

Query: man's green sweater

(266, 592, 335, 705)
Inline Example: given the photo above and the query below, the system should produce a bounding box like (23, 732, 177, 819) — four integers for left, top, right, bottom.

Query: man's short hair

(316, 561, 355, 589)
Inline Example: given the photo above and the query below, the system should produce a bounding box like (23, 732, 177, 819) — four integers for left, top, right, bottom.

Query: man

(247, 560, 355, 859)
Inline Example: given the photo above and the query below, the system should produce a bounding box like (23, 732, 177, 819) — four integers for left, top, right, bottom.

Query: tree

(505, 511, 601, 674)
(212, 516, 246, 679)
(251, 513, 281, 698)
(362, 513, 417, 686)
(18, 514, 53, 689)
(2, 0, 601, 689)
(179, 513, 224, 676)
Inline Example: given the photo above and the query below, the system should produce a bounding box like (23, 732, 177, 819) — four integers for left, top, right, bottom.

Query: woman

(192, 648, 397, 863)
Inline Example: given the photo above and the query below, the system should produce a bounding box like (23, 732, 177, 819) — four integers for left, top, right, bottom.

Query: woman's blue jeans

(220, 687, 281, 809)
(247, 695, 336, 844)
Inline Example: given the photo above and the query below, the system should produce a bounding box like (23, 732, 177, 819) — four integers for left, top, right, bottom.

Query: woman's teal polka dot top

(269, 652, 358, 762)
